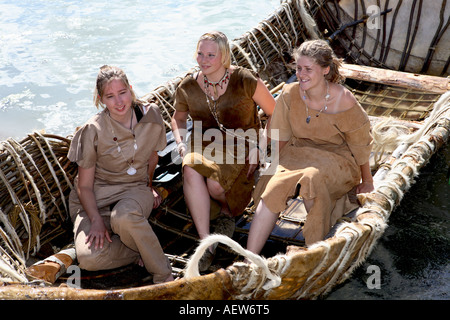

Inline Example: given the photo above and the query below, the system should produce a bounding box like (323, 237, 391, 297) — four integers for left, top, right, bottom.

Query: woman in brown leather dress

(171, 31, 275, 270)
(247, 40, 374, 252)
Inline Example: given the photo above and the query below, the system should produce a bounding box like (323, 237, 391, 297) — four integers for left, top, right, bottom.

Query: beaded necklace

(203, 70, 260, 155)
(203, 68, 230, 99)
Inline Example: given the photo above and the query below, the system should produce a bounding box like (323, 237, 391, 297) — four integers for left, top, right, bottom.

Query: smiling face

(196, 39, 225, 80)
(101, 79, 133, 121)
(296, 55, 330, 92)
(293, 40, 343, 86)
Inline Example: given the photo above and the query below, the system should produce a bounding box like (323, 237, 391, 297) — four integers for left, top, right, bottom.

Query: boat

(0, 0, 449, 300)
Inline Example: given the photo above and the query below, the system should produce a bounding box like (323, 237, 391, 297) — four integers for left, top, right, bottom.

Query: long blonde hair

(195, 31, 231, 69)
(93, 65, 139, 109)
(293, 40, 345, 84)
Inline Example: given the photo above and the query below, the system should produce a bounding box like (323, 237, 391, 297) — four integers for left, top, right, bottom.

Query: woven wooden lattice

(346, 81, 441, 120)
(0, 133, 77, 262)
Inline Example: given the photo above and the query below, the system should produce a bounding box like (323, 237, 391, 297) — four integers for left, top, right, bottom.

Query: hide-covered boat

(0, 0, 449, 300)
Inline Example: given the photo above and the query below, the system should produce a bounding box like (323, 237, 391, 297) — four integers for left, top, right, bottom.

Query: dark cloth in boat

(253, 82, 372, 244)
(174, 66, 261, 216)
(67, 104, 172, 283)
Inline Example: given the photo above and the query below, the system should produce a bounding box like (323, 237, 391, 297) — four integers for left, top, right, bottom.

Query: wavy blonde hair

(293, 40, 345, 84)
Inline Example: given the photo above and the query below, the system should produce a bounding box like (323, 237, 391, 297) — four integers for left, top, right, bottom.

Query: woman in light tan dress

(247, 40, 374, 251)
(68, 66, 173, 283)
(171, 31, 275, 270)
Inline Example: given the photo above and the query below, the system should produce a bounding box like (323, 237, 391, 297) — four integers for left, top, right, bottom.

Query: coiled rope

(184, 234, 283, 294)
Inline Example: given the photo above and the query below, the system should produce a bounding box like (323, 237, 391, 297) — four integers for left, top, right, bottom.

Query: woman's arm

(252, 78, 276, 116)
(171, 110, 189, 157)
(171, 110, 189, 144)
(247, 79, 276, 178)
(148, 151, 162, 208)
(77, 166, 112, 249)
(339, 87, 374, 194)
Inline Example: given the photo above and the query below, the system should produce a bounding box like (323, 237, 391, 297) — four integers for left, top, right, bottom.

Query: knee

(183, 166, 201, 183)
(76, 247, 104, 271)
(302, 167, 321, 182)
(110, 200, 145, 233)
(206, 179, 225, 198)
(299, 167, 325, 199)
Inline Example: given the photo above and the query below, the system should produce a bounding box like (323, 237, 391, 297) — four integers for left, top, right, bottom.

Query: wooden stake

(340, 64, 450, 94)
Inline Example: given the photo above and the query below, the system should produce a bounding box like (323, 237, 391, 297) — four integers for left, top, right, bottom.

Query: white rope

(0, 259, 28, 283)
(292, 241, 330, 299)
(261, 20, 292, 51)
(32, 131, 71, 215)
(320, 226, 361, 295)
(255, 26, 283, 58)
(248, 31, 268, 70)
(281, 1, 298, 45)
(184, 234, 281, 291)
(231, 41, 259, 73)
(298, 0, 320, 39)
(3, 139, 47, 223)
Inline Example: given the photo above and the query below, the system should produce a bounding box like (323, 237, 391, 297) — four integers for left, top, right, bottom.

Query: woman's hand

(176, 142, 187, 158)
(86, 217, 112, 250)
(356, 180, 374, 194)
(152, 187, 162, 208)
(171, 110, 189, 159)
(77, 166, 112, 250)
(357, 162, 374, 194)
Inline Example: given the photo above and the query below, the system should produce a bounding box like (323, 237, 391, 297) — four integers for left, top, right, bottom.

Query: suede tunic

(67, 104, 172, 282)
(253, 82, 372, 244)
(68, 103, 167, 192)
(174, 67, 260, 216)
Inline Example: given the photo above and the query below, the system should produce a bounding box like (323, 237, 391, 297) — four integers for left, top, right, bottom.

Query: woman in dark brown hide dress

(171, 31, 275, 270)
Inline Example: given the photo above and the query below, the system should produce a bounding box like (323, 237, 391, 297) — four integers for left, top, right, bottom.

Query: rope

(3, 140, 46, 223)
(231, 41, 259, 73)
(298, 0, 320, 39)
(184, 234, 281, 291)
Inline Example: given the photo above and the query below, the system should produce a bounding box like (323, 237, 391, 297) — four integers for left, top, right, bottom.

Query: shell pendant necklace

(108, 108, 138, 175)
(302, 80, 330, 124)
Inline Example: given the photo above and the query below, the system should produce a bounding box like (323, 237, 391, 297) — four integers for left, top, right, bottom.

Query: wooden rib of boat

(0, 0, 449, 300)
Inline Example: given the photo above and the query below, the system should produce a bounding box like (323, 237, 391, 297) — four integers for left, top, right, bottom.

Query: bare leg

(206, 178, 231, 216)
(246, 200, 279, 254)
(183, 167, 221, 271)
(183, 166, 211, 241)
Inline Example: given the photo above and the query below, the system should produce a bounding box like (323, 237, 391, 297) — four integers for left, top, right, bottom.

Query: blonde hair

(93, 65, 139, 109)
(293, 40, 345, 84)
(195, 31, 231, 69)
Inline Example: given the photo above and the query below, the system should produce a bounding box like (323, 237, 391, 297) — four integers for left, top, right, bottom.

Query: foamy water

(0, 0, 280, 140)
